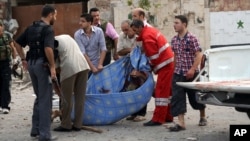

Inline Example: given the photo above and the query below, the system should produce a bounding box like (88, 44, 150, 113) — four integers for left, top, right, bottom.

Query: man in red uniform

(131, 19, 174, 126)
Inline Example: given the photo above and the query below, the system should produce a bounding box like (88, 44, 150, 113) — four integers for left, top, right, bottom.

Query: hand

(22, 60, 28, 71)
(130, 70, 139, 77)
(186, 68, 195, 80)
(92, 67, 99, 74)
(50, 67, 56, 80)
(12, 58, 18, 65)
(97, 64, 104, 71)
(113, 53, 119, 60)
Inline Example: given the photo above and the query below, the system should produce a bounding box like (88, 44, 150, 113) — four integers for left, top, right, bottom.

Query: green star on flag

(237, 20, 244, 29)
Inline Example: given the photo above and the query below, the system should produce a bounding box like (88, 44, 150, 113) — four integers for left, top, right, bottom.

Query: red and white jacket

(137, 26, 174, 73)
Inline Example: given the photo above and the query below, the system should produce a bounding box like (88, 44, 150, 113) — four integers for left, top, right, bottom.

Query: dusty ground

(0, 75, 249, 141)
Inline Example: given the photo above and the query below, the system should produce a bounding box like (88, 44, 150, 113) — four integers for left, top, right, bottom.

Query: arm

(44, 27, 56, 79)
(186, 51, 202, 80)
(118, 48, 132, 56)
(97, 50, 106, 71)
(44, 47, 56, 79)
(105, 23, 119, 60)
(83, 54, 98, 73)
(14, 42, 28, 71)
(113, 38, 119, 60)
(97, 28, 107, 71)
(186, 36, 203, 80)
(10, 41, 17, 59)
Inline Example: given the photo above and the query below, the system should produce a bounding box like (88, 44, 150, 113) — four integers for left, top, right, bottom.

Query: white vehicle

(177, 45, 250, 119)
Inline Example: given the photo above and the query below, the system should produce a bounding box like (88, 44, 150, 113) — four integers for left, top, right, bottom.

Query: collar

(80, 26, 96, 35)
(177, 31, 189, 40)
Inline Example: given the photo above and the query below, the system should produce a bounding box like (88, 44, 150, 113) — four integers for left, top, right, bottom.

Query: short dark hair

(80, 13, 93, 23)
(41, 4, 55, 17)
(130, 19, 144, 28)
(89, 7, 99, 14)
(175, 15, 188, 26)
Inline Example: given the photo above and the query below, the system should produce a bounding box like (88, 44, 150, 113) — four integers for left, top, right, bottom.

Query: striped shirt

(171, 32, 202, 76)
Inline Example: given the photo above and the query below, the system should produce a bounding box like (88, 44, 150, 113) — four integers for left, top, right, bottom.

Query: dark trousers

(103, 51, 111, 66)
(28, 58, 53, 141)
(171, 73, 206, 117)
(132, 105, 147, 116)
(0, 61, 11, 110)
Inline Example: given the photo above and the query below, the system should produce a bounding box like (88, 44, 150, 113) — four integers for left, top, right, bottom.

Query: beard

(50, 19, 55, 25)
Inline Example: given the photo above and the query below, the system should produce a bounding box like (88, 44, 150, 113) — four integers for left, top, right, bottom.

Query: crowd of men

(0, 4, 207, 141)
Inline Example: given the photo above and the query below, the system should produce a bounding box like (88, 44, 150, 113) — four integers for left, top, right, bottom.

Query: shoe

(199, 118, 207, 126)
(143, 120, 162, 126)
(0, 107, 2, 113)
(126, 116, 136, 120)
(31, 133, 39, 137)
(3, 108, 9, 114)
(72, 126, 81, 131)
(30, 133, 39, 140)
(169, 124, 186, 132)
(133, 116, 146, 122)
(53, 126, 72, 132)
(165, 119, 173, 123)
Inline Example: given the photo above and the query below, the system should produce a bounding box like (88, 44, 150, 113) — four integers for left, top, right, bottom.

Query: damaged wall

(0, 0, 19, 37)
(88, 0, 209, 50)
(87, 0, 250, 50)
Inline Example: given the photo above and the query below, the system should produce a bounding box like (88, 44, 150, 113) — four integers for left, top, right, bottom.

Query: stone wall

(88, 0, 210, 50)
(0, 0, 7, 19)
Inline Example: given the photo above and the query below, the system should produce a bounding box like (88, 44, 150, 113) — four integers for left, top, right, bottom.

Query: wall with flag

(209, 0, 250, 47)
(210, 11, 250, 46)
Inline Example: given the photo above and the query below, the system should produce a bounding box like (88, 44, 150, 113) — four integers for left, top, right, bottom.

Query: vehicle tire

(247, 112, 250, 119)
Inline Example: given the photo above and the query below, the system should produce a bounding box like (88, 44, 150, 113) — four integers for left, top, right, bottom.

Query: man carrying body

(89, 7, 119, 65)
(15, 5, 57, 141)
(74, 13, 106, 75)
(117, 19, 145, 122)
(53, 34, 89, 132)
(117, 19, 137, 57)
(130, 19, 174, 126)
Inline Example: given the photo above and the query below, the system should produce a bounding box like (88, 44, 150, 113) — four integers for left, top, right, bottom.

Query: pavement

(0, 74, 249, 141)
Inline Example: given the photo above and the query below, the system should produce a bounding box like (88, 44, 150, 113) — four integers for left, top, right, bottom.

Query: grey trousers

(28, 58, 53, 141)
(60, 70, 89, 129)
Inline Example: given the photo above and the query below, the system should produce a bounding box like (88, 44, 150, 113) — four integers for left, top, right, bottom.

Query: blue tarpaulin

(71, 46, 155, 125)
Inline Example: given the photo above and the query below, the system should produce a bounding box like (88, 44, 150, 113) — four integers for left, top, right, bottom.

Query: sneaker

(3, 108, 9, 114)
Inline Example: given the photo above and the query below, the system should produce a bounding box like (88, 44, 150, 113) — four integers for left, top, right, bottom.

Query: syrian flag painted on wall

(210, 11, 250, 46)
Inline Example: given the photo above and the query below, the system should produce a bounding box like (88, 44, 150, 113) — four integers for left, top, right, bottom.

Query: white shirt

(55, 34, 90, 82)
(117, 32, 138, 54)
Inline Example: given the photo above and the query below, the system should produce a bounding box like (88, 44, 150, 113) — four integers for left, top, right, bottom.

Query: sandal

(133, 116, 146, 122)
(126, 116, 136, 120)
(169, 124, 186, 132)
(199, 118, 207, 126)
